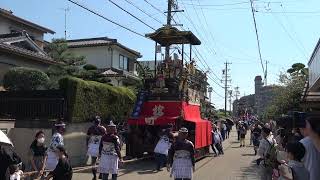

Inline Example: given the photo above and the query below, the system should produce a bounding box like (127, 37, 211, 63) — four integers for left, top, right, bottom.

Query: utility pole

(165, 0, 173, 60)
(62, 7, 70, 40)
(222, 61, 232, 116)
(265, 60, 268, 86)
(228, 90, 233, 112)
(234, 86, 240, 100)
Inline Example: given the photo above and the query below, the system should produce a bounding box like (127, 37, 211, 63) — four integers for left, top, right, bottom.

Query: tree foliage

(45, 39, 86, 66)
(263, 63, 307, 119)
(3, 67, 49, 91)
(45, 38, 86, 89)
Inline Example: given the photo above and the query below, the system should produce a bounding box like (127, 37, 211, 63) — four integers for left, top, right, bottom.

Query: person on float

(167, 127, 195, 180)
(28, 130, 47, 180)
(87, 116, 106, 180)
(98, 121, 122, 180)
(46, 121, 66, 171)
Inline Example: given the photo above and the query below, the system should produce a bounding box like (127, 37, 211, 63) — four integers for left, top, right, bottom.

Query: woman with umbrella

(0, 130, 22, 180)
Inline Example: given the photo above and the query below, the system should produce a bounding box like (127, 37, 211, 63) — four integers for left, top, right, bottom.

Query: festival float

(126, 26, 212, 159)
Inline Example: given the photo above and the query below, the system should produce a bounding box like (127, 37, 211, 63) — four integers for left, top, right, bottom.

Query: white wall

(309, 46, 320, 91)
(0, 54, 51, 84)
(0, 16, 44, 41)
(112, 45, 137, 72)
(69, 46, 112, 69)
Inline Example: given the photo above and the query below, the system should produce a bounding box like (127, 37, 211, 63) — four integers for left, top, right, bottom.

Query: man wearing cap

(167, 127, 195, 180)
(98, 121, 122, 180)
(46, 120, 66, 171)
(87, 116, 106, 180)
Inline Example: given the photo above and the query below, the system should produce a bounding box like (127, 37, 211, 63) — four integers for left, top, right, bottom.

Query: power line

(249, 0, 266, 81)
(143, 0, 164, 15)
(108, 0, 156, 30)
(67, 0, 146, 38)
(268, 11, 307, 59)
(280, 4, 308, 58)
(183, 1, 249, 7)
(123, 0, 163, 25)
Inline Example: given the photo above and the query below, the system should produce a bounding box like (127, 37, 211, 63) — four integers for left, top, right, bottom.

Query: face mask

(37, 137, 45, 144)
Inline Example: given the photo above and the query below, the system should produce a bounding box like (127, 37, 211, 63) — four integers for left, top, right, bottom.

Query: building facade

(0, 8, 56, 85)
(67, 37, 141, 86)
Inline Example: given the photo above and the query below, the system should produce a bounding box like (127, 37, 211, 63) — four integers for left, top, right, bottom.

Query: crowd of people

(0, 116, 124, 180)
(236, 113, 320, 180)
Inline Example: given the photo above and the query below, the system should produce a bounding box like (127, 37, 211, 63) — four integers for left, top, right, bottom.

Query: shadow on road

(239, 160, 260, 180)
(242, 153, 256, 157)
(118, 159, 158, 177)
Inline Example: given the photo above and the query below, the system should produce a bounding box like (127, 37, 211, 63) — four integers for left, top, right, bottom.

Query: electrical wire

(108, 0, 156, 30)
(183, 1, 249, 7)
(67, 0, 146, 38)
(123, 0, 163, 25)
(268, 11, 307, 59)
(249, 0, 265, 78)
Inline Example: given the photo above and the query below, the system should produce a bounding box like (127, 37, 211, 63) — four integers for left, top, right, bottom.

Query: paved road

(73, 130, 260, 180)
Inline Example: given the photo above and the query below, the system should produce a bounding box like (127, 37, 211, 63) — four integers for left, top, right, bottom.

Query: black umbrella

(226, 119, 234, 126)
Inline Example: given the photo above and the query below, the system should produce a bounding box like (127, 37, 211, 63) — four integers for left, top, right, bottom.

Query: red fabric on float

(128, 101, 212, 149)
(128, 101, 181, 125)
(182, 102, 212, 149)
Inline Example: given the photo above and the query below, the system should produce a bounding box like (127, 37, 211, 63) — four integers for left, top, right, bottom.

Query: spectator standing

(212, 125, 224, 155)
(221, 123, 227, 141)
(278, 142, 310, 180)
(257, 127, 275, 180)
(154, 129, 172, 171)
(239, 124, 247, 147)
(252, 124, 262, 155)
(226, 123, 231, 139)
(28, 131, 47, 180)
(306, 115, 320, 152)
(300, 130, 320, 180)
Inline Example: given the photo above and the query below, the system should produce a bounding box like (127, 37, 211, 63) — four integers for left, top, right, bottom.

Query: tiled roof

(0, 33, 58, 65)
(67, 38, 115, 47)
(66, 37, 142, 57)
(0, 8, 55, 34)
(0, 43, 56, 64)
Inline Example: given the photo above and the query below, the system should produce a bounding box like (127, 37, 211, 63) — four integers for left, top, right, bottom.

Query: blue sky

(1, 0, 320, 109)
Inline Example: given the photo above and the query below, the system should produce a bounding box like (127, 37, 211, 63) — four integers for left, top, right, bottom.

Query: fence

(0, 90, 66, 120)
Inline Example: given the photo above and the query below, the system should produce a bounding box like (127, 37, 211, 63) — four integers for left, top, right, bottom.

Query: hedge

(3, 67, 49, 90)
(59, 77, 136, 123)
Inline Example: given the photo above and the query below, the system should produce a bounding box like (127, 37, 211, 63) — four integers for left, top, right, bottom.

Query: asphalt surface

(73, 130, 260, 180)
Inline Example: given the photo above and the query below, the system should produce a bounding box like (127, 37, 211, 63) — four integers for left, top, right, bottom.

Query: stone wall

(8, 122, 91, 168)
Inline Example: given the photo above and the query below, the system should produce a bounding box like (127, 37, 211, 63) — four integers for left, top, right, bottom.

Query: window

(119, 55, 129, 71)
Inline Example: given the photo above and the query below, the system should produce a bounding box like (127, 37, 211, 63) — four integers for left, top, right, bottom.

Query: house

(66, 37, 142, 86)
(301, 38, 320, 111)
(0, 8, 57, 85)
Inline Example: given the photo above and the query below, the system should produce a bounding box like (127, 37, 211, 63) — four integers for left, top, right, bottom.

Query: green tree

(263, 63, 307, 119)
(136, 63, 153, 78)
(45, 38, 86, 89)
(3, 67, 49, 91)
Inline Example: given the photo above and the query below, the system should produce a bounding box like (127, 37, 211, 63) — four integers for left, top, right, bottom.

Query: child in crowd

(279, 142, 309, 180)
(9, 164, 24, 180)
